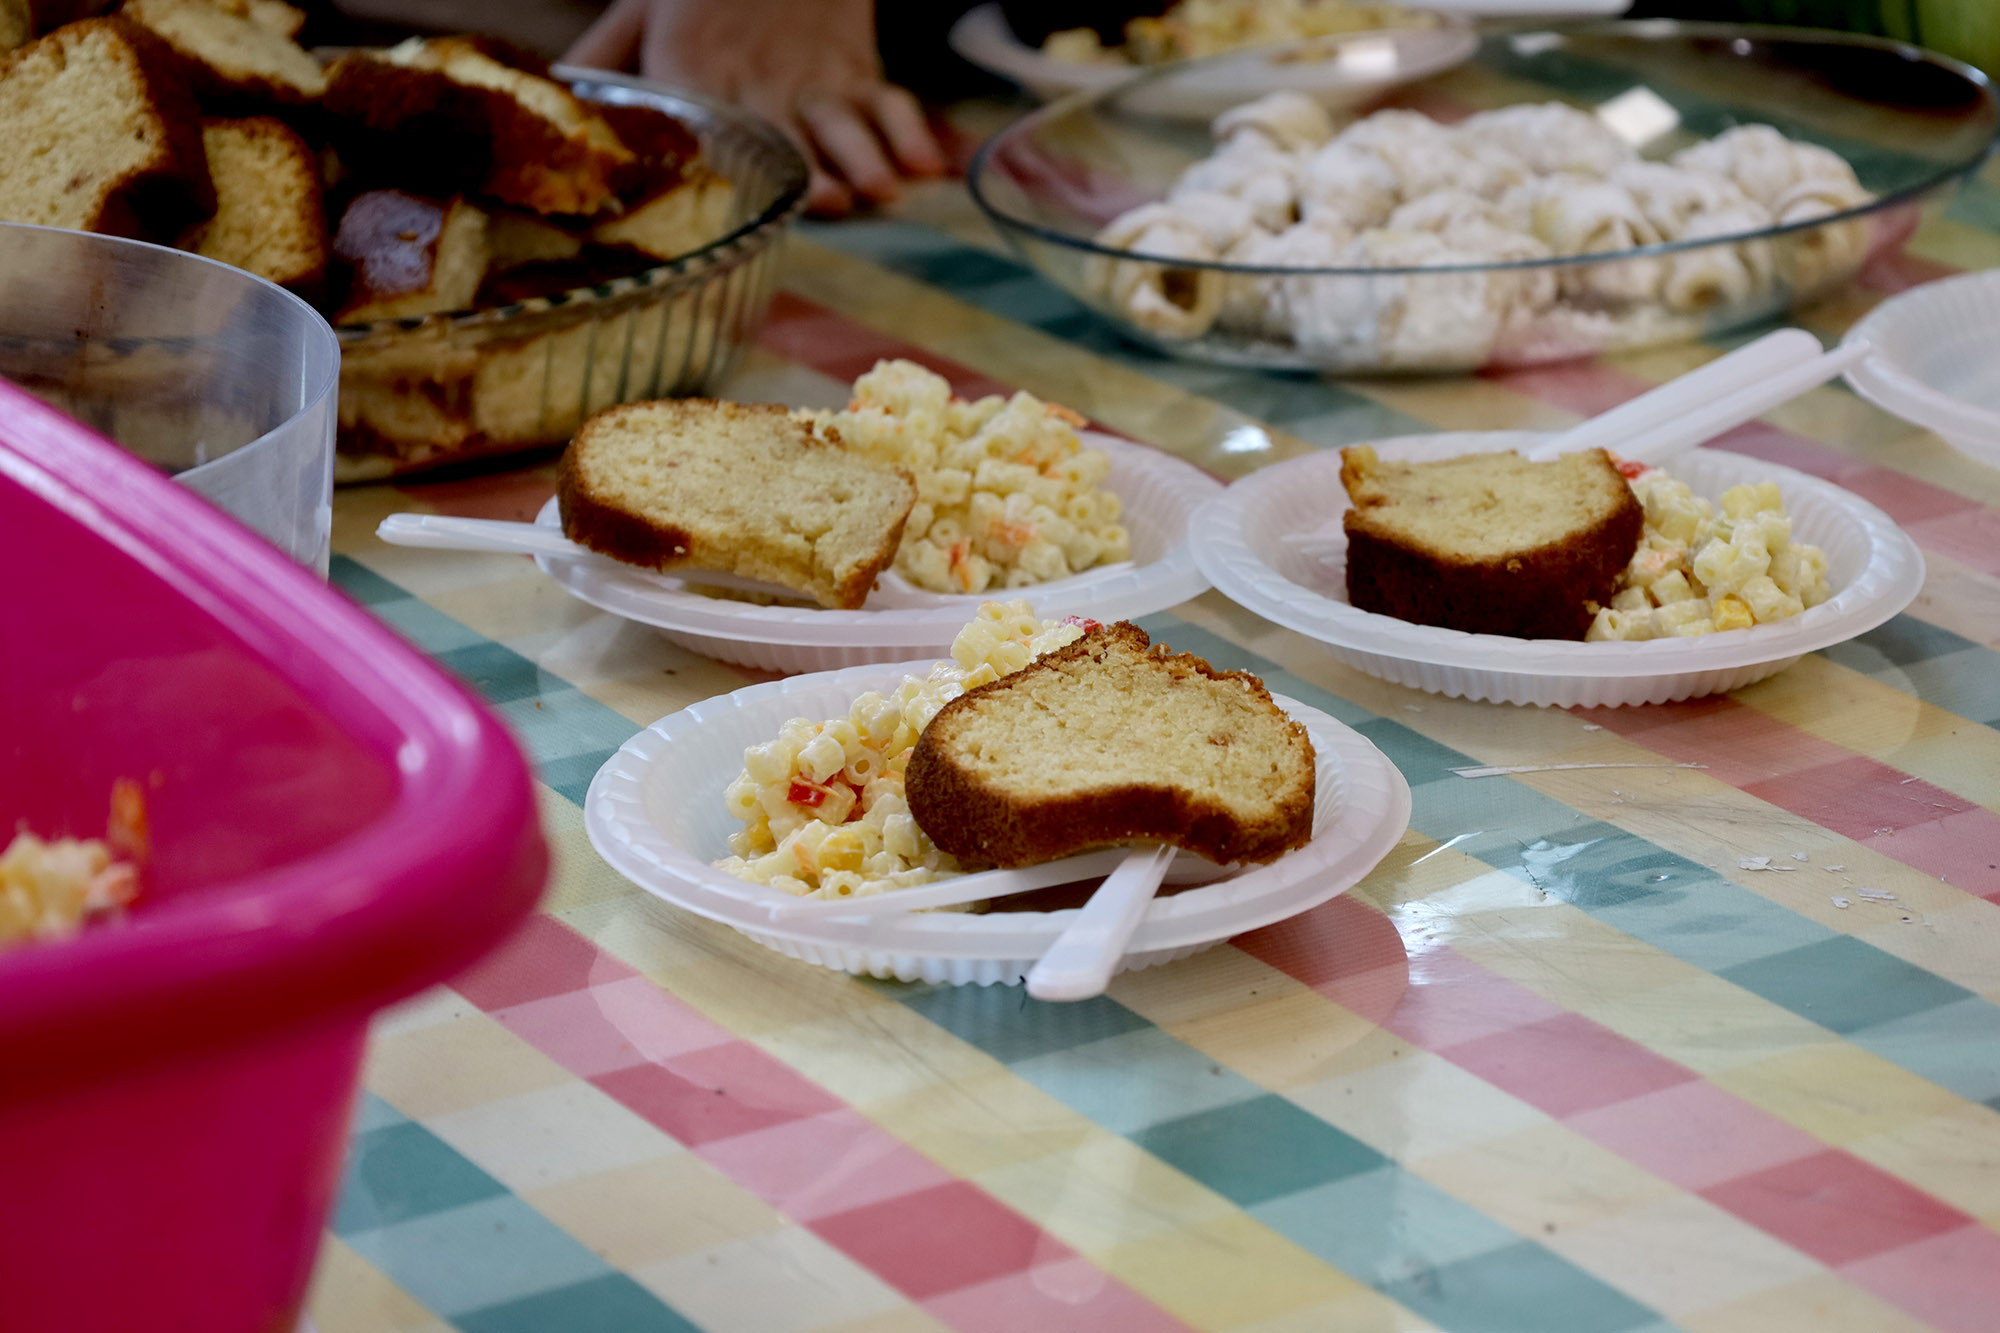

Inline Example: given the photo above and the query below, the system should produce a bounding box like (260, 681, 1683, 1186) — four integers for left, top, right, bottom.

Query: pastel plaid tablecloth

(308, 80, 2000, 1333)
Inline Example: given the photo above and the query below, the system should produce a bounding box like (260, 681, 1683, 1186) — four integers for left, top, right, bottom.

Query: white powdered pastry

(1456, 102, 1631, 178)
(1087, 98, 1873, 365)
(1212, 89, 1337, 154)
(1291, 230, 1508, 369)
(1169, 134, 1300, 232)
(1297, 140, 1401, 232)
(1090, 202, 1228, 338)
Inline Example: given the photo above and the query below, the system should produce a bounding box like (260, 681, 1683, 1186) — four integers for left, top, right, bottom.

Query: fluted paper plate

(1844, 270, 2000, 472)
(534, 432, 1220, 672)
(947, 2, 1479, 116)
(584, 661, 1411, 986)
(1188, 431, 1925, 707)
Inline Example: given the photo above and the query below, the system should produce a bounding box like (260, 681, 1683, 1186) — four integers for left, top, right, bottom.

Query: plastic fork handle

(375, 513, 807, 598)
(1025, 843, 1176, 1002)
(1613, 339, 1873, 468)
(376, 513, 588, 559)
(1529, 328, 1822, 462)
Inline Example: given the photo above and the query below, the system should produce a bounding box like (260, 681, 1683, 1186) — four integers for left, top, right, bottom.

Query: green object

(1630, 1, 1998, 74)
(1891, 1, 2000, 75)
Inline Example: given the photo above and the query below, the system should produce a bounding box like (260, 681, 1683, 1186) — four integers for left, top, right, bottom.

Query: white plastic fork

(1522, 327, 1823, 464)
(1584, 337, 1873, 469)
(1284, 330, 1871, 563)
(374, 513, 807, 598)
(375, 512, 1139, 608)
(1025, 844, 1177, 1002)
(761, 844, 1229, 922)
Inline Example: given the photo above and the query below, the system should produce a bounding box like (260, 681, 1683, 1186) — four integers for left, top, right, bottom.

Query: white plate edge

(582, 665, 1412, 959)
(1188, 435, 1926, 681)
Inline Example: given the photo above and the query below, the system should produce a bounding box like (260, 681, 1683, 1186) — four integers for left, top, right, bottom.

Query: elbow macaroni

(1586, 469, 1830, 642)
(813, 360, 1130, 595)
(715, 602, 1094, 900)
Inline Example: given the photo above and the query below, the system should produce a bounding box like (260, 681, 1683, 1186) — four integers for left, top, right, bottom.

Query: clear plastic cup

(0, 222, 338, 573)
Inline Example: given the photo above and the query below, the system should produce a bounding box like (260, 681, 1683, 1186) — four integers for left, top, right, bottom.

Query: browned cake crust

(0, 16, 214, 239)
(1340, 446, 1643, 641)
(122, 0, 326, 105)
(321, 38, 631, 216)
(178, 115, 326, 292)
(597, 100, 700, 201)
(906, 623, 1316, 868)
(558, 455, 700, 572)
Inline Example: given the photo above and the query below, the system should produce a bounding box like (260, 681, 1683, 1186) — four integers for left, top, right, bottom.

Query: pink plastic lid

(0, 379, 547, 1101)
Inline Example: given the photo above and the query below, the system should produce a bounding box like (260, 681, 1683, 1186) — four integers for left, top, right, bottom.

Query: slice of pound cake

(905, 623, 1316, 867)
(558, 400, 918, 611)
(1339, 444, 1643, 640)
(0, 17, 212, 239)
(178, 116, 325, 291)
(121, 0, 326, 104)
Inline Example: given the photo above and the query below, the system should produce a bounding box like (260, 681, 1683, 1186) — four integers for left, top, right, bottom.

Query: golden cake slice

(0, 17, 213, 239)
(322, 35, 632, 216)
(1339, 443, 1643, 640)
(122, 0, 326, 104)
(557, 400, 918, 611)
(905, 623, 1316, 867)
(178, 116, 325, 291)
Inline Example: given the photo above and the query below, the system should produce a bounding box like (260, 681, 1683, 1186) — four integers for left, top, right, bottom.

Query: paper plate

(584, 660, 1412, 986)
(1188, 431, 1925, 707)
(947, 2, 1480, 118)
(532, 432, 1220, 672)
(1844, 269, 2000, 472)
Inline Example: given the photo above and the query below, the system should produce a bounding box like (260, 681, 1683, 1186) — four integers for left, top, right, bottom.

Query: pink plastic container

(0, 378, 549, 1333)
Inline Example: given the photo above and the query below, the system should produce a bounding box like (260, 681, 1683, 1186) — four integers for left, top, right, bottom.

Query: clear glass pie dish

(969, 21, 1999, 375)
(334, 67, 808, 482)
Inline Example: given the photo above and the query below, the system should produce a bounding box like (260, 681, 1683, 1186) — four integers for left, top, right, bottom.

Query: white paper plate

(947, 2, 1480, 118)
(1188, 431, 1925, 707)
(584, 660, 1412, 986)
(1844, 270, 2000, 471)
(534, 432, 1221, 672)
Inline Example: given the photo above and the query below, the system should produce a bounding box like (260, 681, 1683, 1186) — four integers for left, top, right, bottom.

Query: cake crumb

(1737, 856, 1795, 872)
(1789, 851, 1809, 862)
(1832, 896, 1851, 908)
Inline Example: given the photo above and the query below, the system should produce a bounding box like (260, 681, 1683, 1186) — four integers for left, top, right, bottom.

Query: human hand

(566, 0, 947, 215)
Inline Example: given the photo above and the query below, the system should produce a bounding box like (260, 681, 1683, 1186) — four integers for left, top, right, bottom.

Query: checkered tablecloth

(309, 72, 2000, 1333)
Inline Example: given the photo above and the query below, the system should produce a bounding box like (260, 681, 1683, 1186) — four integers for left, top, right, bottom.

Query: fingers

(563, 0, 648, 72)
(639, 0, 696, 88)
(799, 92, 902, 205)
(805, 165, 855, 217)
(866, 84, 947, 178)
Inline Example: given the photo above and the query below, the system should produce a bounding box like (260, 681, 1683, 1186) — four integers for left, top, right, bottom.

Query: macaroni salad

(1586, 470, 1831, 642)
(717, 603, 1094, 900)
(813, 360, 1130, 595)
(1, 780, 146, 948)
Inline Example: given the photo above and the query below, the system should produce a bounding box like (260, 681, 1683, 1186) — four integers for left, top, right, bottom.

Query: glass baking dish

(970, 20, 1999, 374)
(334, 68, 809, 482)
